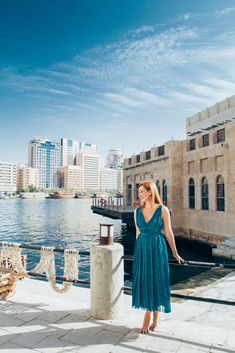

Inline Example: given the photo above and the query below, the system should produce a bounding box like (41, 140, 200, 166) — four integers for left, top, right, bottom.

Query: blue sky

(1, 0, 235, 164)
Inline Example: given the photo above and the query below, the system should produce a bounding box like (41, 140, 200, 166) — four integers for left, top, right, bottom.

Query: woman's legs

(149, 311, 158, 331)
(140, 310, 150, 333)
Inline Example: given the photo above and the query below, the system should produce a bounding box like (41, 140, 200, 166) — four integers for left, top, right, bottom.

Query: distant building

(100, 168, 118, 191)
(56, 138, 80, 166)
(117, 168, 123, 192)
(17, 165, 38, 191)
(60, 165, 82, 190)
(0, 162, 17, 194)
(106, 149, 123, 169)
(123, 95, 235, 249)
(79, 142, 97, 153)
(76, 151, 100, 191)
(28, 137, 60, 188)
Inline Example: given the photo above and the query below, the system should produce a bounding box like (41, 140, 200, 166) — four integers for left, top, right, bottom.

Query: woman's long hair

(139, 180, 162, 208)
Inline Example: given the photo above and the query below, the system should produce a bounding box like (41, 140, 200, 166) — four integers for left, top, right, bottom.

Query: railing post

(90, 228, 124, 320)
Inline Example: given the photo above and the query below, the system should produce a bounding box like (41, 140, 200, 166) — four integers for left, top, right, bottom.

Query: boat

(49, 191, 75, 199)
(75, 192, 91, 199)
(19, 192, 46, 200)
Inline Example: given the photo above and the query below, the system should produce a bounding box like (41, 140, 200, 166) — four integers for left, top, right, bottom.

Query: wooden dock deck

(91, 198, 134, 226)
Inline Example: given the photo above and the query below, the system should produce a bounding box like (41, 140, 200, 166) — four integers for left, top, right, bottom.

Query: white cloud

(103, 92, 142, 107)
(216, 7, 235, 16)
(129, 25, 156, 35)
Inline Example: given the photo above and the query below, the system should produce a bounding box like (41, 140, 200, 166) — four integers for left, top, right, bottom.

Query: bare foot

(149, 320, 157, 331)
(140, 312, 150, 334)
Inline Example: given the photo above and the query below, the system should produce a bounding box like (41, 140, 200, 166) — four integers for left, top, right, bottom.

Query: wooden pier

(91, 197, 134, 226)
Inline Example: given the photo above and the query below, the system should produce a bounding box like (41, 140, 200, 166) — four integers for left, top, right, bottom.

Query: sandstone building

(123, 95, 235, 255)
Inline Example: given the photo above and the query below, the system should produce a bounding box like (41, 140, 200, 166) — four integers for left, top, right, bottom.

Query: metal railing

(122, 254, 235, 306)
(92, 196, 126, 210)
(2, 242, 235, 305)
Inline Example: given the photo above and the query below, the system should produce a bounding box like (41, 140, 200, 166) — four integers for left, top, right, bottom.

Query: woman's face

(138, 185, 151, 203)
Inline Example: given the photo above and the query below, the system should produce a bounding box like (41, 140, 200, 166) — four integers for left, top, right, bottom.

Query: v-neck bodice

(136, 204, 163, 234)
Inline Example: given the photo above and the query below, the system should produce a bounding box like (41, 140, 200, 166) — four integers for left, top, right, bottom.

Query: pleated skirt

(132, 233, 171, 313)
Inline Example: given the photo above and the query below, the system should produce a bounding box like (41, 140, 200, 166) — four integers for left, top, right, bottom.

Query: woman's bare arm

(134, 208, 140, 239)
(162, 206, 184, 263)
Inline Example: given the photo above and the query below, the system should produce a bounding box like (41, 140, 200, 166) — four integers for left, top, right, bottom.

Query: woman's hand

(173, 253, 184, 264)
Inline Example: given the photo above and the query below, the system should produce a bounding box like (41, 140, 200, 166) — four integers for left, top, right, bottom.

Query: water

(0, 198, 233, 288)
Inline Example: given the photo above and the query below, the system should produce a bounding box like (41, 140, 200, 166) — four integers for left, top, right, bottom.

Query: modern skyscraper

(28, 137, 60, 188)
(76, 151, 100, 191)
(79, 142, 97, 153)
(100, 168, 118, 191)
(57, 138, 80, 166)
(106, 149, 123, 169)
(105, 149, 123, 192)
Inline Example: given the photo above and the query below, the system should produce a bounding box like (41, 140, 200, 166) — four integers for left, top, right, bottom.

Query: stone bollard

(90, 243, 124, 320)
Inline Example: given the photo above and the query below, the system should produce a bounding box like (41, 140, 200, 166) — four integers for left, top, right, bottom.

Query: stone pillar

(90, 243, 124, 320)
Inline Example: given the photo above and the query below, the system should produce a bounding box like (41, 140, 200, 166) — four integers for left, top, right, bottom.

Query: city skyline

(1, 1, 235, 164)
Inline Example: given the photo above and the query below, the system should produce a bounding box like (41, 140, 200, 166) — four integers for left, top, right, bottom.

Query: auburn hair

(138, 180, 162, 207)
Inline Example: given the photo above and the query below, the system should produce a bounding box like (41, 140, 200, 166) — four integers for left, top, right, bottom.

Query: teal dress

(132, 205, 171, 313)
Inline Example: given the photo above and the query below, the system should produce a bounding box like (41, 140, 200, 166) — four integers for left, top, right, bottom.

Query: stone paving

(0, 272, 235, 353)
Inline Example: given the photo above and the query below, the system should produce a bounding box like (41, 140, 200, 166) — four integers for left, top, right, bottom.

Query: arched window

(162, 179, 167, 206)
(189, 178, 195, 209)
(156, 180, 160, 196)
(216, 175, 225, 211)
(201, 177, 209, 210)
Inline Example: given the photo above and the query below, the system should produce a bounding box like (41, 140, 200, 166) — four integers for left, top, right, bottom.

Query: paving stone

(209, 345, 235, 353)
(112, 345, 144, 353)
(0, 340, 38, 352)
(85, 329, 124, 346)
(34, 336, 80, 353)
(75, 344, 116, 353)
(39, 311, 70, 323)
(14, 308, 45, 322)
(1, 303, 28, 316)
(10, 330, 51, 348)
(0, 312, 25, 329)
(209, 347, 235, 353)
(123, 331, 154, 350)
(224, 332, 235, 350)
(0, 327, 15, 345)
(105, 324, 130, 335)
(144, 335, 181, 353)
(60, 322, 104, 346)
(2, 317, 49, 334)
(177, 342, 210, 353)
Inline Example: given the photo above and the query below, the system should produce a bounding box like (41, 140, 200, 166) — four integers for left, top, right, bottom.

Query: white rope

(1, 243, 80, 294)
(31, 246, 79, 294)
(0, 242, 28, 278)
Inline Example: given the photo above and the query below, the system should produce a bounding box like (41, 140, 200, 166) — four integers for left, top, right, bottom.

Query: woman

(132, 180, 184, 334)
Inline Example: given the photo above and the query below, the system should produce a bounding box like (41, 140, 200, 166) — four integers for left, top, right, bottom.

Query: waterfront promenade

(0, 272, 234, 353)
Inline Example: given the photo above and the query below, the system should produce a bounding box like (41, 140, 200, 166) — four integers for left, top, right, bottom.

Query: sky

(1, 0, 235, 164)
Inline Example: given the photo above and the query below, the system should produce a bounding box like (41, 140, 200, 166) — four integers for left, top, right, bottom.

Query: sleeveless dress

(132, 205, 171, 313)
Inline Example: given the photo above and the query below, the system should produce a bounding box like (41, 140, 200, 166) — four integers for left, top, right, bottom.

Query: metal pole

(122, 286, 235, 306)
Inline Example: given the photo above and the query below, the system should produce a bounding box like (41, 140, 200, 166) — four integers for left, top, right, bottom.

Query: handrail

(122, 286, 235, 306)
(18, 243, 90, 256)
(122, 255, 235, 269)
(2, 243, 235, 269)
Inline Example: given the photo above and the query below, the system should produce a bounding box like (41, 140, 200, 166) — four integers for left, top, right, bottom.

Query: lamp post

(99, 224, 113, 245)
